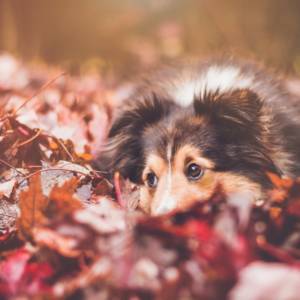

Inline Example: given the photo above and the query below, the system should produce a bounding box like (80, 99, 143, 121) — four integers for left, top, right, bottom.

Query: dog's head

(95, 88, 279, 215)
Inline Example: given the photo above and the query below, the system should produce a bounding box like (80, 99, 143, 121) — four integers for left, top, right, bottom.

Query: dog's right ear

(93, 94, 174, 182)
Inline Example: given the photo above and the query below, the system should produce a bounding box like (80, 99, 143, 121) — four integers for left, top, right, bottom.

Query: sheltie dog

(94, 57, 300, 215)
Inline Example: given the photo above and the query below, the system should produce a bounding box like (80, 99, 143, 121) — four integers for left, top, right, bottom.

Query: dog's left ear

(193, 89, 263, 136)
(194, 88, 281, 175)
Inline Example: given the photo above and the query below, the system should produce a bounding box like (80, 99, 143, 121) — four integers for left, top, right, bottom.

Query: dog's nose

(152, 196, 177, 216)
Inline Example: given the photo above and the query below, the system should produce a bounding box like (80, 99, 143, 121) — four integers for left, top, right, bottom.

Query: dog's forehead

(143, 114, 210, 162)
(143, 124, 173, 161)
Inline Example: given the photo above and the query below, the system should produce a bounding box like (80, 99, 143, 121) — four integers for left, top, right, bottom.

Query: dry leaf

(0, 200, 18, 233)
(18, 174, 48, 238)
(48, 177, 82, 216)
(0, 178, 16, 198)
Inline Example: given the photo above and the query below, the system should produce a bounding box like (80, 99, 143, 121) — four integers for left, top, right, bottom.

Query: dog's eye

(146, 172, 158, 188)
(186, 163, 204, 181)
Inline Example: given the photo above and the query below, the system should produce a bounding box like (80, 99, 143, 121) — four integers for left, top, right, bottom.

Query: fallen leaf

(47, 177, 82, 216)
(0, 247, 53, 298)
(0, 199, 18, 233)
(0, 178, 16, 198)
(18, 174, 48, 238)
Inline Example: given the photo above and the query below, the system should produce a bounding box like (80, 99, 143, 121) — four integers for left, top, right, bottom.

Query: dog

(94, 57, 300, 215)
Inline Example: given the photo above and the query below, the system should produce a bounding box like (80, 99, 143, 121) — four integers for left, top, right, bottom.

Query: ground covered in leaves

(1, 54, 300, 300)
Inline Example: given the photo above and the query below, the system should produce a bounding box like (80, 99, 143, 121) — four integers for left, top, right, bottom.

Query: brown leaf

(47, 177, 82, 216)
(93, 177, 114, 197)
(267, 172, 293, 189)
(18, 174, 48, 239)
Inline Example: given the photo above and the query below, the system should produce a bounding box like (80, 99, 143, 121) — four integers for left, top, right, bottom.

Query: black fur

(192, 89, 280, 184)
(95, 94, 176, 182)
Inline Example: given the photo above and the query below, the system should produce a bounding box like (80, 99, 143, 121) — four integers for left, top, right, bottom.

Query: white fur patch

(171, 66, 253, 107)
(154, 143, 176, 215)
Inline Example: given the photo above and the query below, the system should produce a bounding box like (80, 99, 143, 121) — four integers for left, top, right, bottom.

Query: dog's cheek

(138, 186, 152, 214)
(175, 173, 218, 210)
(216, 172, 264, 202)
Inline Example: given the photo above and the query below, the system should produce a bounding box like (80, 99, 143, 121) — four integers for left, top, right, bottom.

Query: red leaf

(0, 248, 53, 297)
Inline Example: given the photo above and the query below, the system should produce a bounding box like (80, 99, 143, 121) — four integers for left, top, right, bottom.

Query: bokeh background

(1, 0, 300, 77)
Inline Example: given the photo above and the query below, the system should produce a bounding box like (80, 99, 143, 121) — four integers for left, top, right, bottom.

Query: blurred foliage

(1, 0, 300, 76)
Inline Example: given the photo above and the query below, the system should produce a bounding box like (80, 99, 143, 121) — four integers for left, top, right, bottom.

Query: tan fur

(139, 144, 263, 215)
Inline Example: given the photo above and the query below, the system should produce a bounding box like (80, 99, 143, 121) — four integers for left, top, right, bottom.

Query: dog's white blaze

(154, 143, 176, 215)
(172, 66, 253, 107)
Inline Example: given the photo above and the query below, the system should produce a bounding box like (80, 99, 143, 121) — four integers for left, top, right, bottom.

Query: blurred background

(1, 0, 300, 78)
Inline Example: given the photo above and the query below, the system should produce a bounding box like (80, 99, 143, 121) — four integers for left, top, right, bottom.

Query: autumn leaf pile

(1, 54, 300, 300)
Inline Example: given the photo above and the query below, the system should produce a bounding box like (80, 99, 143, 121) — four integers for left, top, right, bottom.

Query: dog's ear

(193, 89, 263, 139)
(194, 88, 280, 175)
(93, 94, 174, 182)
